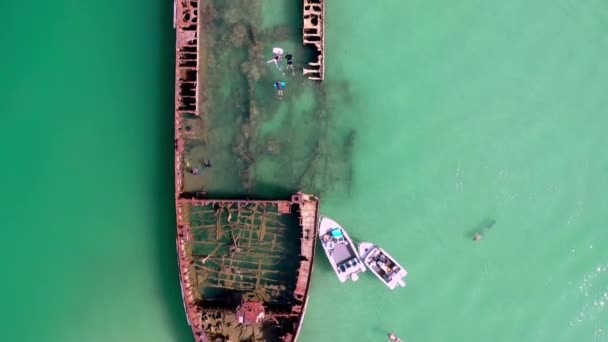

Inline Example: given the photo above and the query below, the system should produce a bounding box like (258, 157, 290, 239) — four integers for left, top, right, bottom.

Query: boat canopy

(331, 228, 343, 238)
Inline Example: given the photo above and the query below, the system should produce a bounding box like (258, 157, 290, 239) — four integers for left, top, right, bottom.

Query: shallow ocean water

(1, 0, 607, 341)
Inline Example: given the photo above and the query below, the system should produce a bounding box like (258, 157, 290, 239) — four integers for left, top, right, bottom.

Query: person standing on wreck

(274, 81, 286, 97)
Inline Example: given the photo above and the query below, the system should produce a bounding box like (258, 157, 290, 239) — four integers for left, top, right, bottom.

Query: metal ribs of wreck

(173, 1, 319, 341)
(303, 0, 325, 81)
(176, 195, 319, 342)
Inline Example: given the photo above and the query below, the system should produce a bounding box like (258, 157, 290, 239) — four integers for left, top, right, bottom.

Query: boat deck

(363, 247, 407, 289)
(332, 243, 356, 265)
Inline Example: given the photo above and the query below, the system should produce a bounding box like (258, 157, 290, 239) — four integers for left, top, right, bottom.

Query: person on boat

(284, 52, 294, 75)
(387, 332, 404, 342)
(274, 81, 286, 97)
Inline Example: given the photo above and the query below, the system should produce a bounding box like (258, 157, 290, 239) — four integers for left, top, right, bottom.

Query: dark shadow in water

(371, 324, 390, 335)
(464, 218, 496, 240)
(149, 0, 194, 341)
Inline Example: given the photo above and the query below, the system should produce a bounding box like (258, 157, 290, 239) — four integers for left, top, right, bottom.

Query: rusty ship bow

(176, 194, 319, 342)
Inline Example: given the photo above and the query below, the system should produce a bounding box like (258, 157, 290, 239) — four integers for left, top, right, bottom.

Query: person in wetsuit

(285, 53, 294, 76)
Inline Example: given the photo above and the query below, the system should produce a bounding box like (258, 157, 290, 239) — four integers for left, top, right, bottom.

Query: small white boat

(318, 216, 366, 282)
(358, 242, 407, 290)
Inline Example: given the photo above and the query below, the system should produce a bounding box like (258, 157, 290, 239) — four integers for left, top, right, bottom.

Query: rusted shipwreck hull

(176, 195, 319, 342)
(303, 0, 325, 81)
(173, 1, 319, 339)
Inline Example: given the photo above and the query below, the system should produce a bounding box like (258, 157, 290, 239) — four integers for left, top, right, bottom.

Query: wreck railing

(303, 0, 325, 81)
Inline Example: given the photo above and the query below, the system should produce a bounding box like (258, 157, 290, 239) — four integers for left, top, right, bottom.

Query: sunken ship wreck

(172, 0, 325, 340)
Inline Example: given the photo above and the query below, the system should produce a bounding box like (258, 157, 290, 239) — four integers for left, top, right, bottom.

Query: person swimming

(274, 81, 286, 97)
(387, 332, 404, 342)
(267, 54, 281, 69)
(266, 47, 283, 70)
(473, 219, 495, 241)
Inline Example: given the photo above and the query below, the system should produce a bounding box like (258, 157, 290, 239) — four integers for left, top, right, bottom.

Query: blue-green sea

(1, 0, 607, 341)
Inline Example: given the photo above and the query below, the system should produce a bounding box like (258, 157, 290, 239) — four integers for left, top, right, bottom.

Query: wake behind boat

(359, 242, 407, 290)
(319, 216, 366, 282)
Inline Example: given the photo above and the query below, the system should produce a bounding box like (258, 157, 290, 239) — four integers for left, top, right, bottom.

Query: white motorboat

(318, 216, 366, 282)
(358, 242, 407, 290)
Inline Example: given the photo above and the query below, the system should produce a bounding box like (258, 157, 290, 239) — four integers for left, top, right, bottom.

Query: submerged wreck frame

(176, 195, 318, 342)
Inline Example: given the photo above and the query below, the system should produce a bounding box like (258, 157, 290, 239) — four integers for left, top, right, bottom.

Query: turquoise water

(308, 1, 608, 341)
(2, 0, 608, 341)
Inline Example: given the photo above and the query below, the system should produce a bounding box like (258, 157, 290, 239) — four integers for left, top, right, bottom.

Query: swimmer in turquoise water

(267, 47, 283, 70)
(387, 332, 404, 342)
(267, 54, 281, 69)
(473, 219, 495, 241)
(274, 81, 286, 97)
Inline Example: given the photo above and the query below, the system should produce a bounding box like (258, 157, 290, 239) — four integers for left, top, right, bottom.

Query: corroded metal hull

(173, 2, 318, 340)
(303, 0, 325, 81)
(175, 195, 319, 342)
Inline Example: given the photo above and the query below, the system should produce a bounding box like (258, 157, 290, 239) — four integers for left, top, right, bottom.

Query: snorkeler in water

(473, 219, 496, 241)
(274, 81, 286, 97)
(387, 332, 404, 342)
